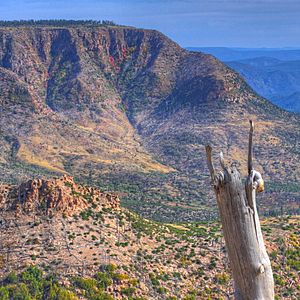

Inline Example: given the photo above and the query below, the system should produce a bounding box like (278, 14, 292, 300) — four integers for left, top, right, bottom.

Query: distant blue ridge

(186, 47, 300, 62)
(187, 47, 300, 113)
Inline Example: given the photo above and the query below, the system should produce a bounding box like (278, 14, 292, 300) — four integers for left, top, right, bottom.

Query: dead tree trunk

(205, 120, 274, 300)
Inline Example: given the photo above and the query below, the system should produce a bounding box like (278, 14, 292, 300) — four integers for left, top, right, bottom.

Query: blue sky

(1, 0, 299, 47)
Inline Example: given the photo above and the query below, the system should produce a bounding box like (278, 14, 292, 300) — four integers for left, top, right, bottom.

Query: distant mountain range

(188, 47, 300, 113)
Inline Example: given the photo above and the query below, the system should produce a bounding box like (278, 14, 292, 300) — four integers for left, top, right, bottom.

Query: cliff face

(0, 25, 299, 221)
(0, 26, 254, 122)
(0, 26, 177, 178)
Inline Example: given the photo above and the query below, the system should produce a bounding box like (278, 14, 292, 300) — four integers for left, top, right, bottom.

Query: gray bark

(205, 120, 274, 300)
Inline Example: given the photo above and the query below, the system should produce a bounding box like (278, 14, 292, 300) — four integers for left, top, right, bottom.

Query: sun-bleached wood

(205, 120, 274, 300)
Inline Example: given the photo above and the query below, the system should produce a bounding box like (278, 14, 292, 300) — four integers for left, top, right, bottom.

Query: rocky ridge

(0, 175, 120, 216)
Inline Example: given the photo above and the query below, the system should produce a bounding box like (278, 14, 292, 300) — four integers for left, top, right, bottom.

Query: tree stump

(205, 120, 274, 300)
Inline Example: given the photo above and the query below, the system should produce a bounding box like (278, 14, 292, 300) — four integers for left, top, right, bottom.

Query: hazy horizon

(187, 46, 300, 50)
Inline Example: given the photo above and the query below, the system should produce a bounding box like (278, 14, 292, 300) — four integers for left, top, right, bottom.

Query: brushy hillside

(0, 25, 299, 222)
(0, 176, 299, 299)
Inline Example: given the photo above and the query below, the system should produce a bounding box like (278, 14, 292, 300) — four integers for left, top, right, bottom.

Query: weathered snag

(205, 120, 274, 300)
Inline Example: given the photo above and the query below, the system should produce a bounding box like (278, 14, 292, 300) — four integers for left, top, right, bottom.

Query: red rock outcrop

(0, 175, 120, 216)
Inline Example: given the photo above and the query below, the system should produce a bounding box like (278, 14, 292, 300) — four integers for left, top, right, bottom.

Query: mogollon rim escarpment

(0, 23, 299, 221)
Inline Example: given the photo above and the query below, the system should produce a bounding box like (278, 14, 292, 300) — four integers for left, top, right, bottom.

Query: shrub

(0, 287, 9, 300)
(48, 284, 78, 300)
(20, 266, 44, 298)
(111, 273, 129, 282)
(103, 264, 117, 274)
(121, 286, 136, 296)
(156, 286, 166, 294)
(8, 283, 31, 300)
(215, 273, 229, 285)
(5, 272, 18, 284)
(95, 272, 113, 289)
(72, 277, 98, 296)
